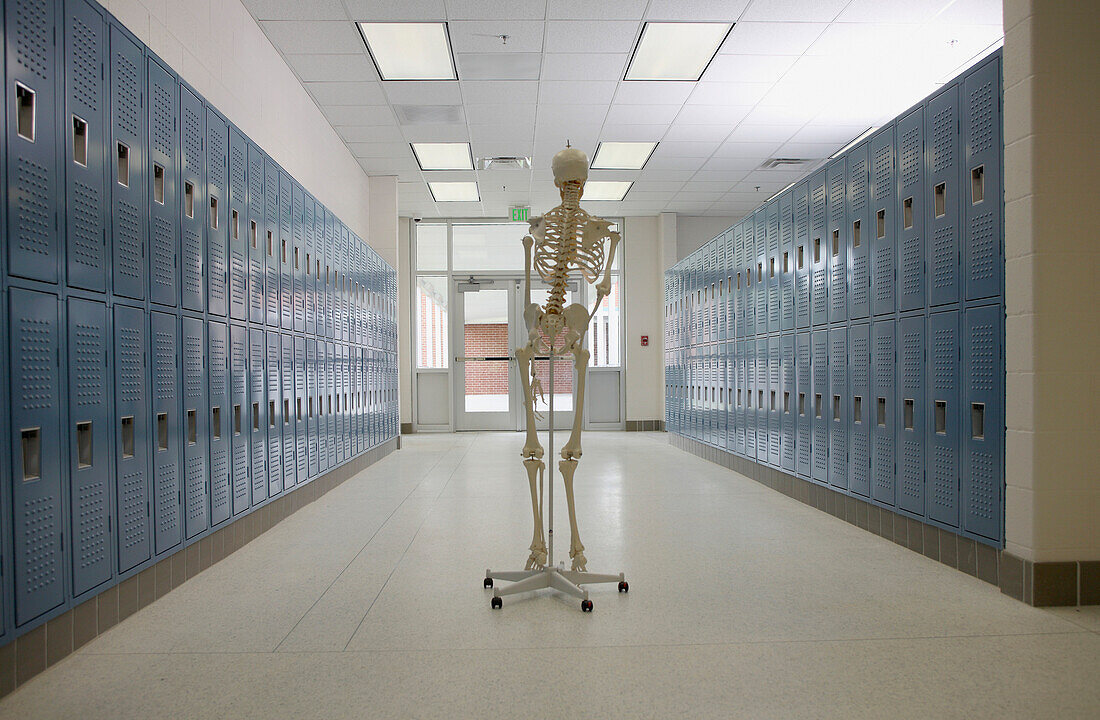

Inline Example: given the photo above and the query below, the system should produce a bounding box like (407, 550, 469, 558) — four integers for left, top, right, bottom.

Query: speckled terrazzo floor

(2, 432, 1098, 719)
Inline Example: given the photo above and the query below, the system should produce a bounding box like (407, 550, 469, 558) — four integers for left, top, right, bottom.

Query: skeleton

(516, 146, 620, 573)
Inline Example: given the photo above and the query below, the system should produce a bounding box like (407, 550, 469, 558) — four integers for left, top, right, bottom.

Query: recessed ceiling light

(428, 181, 480, 202)
(625, 22, 732, 82)
(358, 22, 457, 81)
(411, 142, 474, 171)
(583, 181, 633, 202)
(591, 142, 658, 170)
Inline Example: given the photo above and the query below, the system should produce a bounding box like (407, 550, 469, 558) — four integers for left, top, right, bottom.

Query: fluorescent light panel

(359, 22, 456, 81)
(428, 181, 479, 202)
(591, 142, 657, 170)
(583, 181, 633, 202)
(411, 142, 473, 171)
(625, 22, 731, 81)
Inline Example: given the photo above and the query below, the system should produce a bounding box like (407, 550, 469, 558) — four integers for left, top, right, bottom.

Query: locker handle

(15, 82, 35, 141)
(77, 422, 93, 468)
(21, 428, 41, 481)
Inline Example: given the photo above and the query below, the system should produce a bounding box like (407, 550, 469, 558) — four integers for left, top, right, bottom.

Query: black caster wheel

(484, 577, 493, 589)
(618, 581, 629, 593)
(491, 596, 502, 610)
(581, 599, 593, 612)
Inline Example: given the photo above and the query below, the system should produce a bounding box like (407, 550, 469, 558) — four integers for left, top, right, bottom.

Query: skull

(552, 147, 589, 188)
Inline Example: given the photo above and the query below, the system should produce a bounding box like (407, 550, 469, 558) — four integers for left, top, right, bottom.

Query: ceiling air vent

(394, 105, 465, 125)
(476, 156, 532, 170)
(758, 157, 812, 169)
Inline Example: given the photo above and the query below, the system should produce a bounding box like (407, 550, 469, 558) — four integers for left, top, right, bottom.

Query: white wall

(623, 217, 664, 422)
(103, 0, 375, 246)
(398, 218, 413, 426)
(676, 215, 742, 261)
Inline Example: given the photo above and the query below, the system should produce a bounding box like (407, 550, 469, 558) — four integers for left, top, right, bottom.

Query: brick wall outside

(463, 323, 573, 397)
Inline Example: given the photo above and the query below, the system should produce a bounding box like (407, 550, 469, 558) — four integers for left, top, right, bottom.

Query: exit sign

(511, 206, 530, 223)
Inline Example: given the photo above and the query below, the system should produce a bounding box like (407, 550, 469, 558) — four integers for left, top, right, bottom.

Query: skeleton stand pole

(484, 344, 627, 612)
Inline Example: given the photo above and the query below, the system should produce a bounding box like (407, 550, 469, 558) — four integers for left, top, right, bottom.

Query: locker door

(266, 331, 283, 498)
(326, 211, 336, 339)
(67, 298, 112, 595)
(811, 329, 828, 483)
(871, 320, 896, 506)
(897, 106, 925, 311)
(898, 315, 925, 515)
(809, 171, 828, 325)
(963, 57, 1003, 302)
(318, 341, 330, 473)
(150, 312, 181, 553)
(339, 223, 350, 343)
(10, 290, 64, 623)
(248, 328, 268, 504)
(182, 317, 208, 539)
(779, 195, 794, 332)
(927, 311, 959, 527)
(208, 321, 231, 526)
(247, 144, 266, 324)
(828, 327, 848, 489)
(280, 172, 293, 329)
(926, 84, 961, 306)
(228, 127, 248, 319)
(755, 341, 766, 461)
(281, 334, 296, 491)
(871, 126, 897, 316)
(292, 182, 306, 332)
(206, 109, 229, 317)
(733, 224, 744, 339)
(229, 324, 250, 515)
(845, 145, 869, 320)
(327, 342, 337, 467)
(723, 342, 733, 451)
(264, 159, 280, 327)
(734, 340, 746, 455)
(180, 86, 206, 312)
(768, 337, 781, 466)
(343, 345, 353, 459)
(303, 193, 316, 335)
(962, 305, 1003, 541)
(294, 336, 308, 483)
(334, 344, 344, 461)
(307, 338, 319, 478)
(742, 222, 755, 336)
(827, 157, 847, 324)
(110, 25, 146, 300)
(744, 340, 756, 459)
(64, 0, 109, 292)
(780, 335, 795, 471)
(793, 181, 810, 329)
(795, 332, 811, 478)
(755, 211, 768, 336)
(848, 323, 871, 497)
(114, 304, 151, 572)
(147, 59, 180, 308)
(766, 203, 781, 333)
(6, 0, 62, 284)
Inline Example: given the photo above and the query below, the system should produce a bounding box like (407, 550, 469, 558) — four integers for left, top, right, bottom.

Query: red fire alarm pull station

(641, 335, 649, 347)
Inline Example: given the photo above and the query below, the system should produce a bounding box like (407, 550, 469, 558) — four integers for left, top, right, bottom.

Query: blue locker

(266, 331, 283, 498)
(755, 211, 767, 336)
(827, 158, 847, 324)
(780, 336, 795, 470)
(67, 298, 112, 596)
(757, 340, 768, 463)
(898, 315, 925, 515)
(744, 340, 756, 459)
(248, 328, 268, 505)
(926, 84, 961, 307)
(733, 224, 744, 339)
(248, 143, 266, 324)
(811, 329, 829, 483)
(180, 86, 206, 312)
(963, 57, 1003, 302)
(340, 223, 351, 343)
(848, 323, 871, 497)
(182, 317, 209, 539)
(303, 193, 315, 335)
(307, 338, 320, 478)
(871, 320, 896, 506)
(110, 25, 146, 300)
(766, 203, 781, 333)
(734, 340, 745, 455)
(309, 198, 321, 336)
(742, 222, 755, 336)
(325, 210, 336, 339)
(10, 290, 64, 624)
(230, 324, 250, 515)
(150, 312, 182, 553)
(809, 171, 828, 325)
(264, 159, 280, 327)
(342, 345, 351, 461)
(206, 108, 229, 316)
(897, 106, 925, 311)
(723, 341, 733, 451)
(228, 127, 248, 319)
(327, 342, 337, 466)
(828, 327, 848, 489)
(779, 196, 794, 332)
(793, 181, 810, 329)
(281, 334, 296, 491)
(871, 125, 896, 316)
(795, 332, 811, 477)
(318, 342, 330, 472)
(280, 172, 294, 330)
(768, 337, 781, 466)
(64, 0, 109, 292)
(846, 144, 869, 320)
(292, 182, 306, 332)
(114, 304, 151, 572)
(927, 311, 959, 527)
(962, 304, 1003, 541)
(6, 0, 62, 284)
(147, 59, 180, 308)
(208, 321, 231, 526)
(294, 336, 308, 482)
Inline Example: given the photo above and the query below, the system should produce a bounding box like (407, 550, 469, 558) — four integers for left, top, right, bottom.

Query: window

(416, 276, 448, 368)
(452, 223, 527, 272)
(588, 274, 621, 367)
(416, 223, 448, 271)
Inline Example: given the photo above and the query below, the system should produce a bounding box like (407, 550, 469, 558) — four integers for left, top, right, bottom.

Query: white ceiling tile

(399, 123, 471, 142)
(934, 0, 1003, 25)
(306, 82, 387, 105)
(645, 155, 707, 171)
(347, 142, 413, 158)
(681, 180, 739, 192)
(741, 104, 816, 126)
(740, 0, 849, 22)
(587, 169, 640, 182)
(542, 53, 629, 81)
(704, 53, 798, 82)
(776, 141, 844, 159)
(471, 141, 535, 159)
(465, 103, 536, 125)
(645, 0, 750, 21)
(651, 140, 721, 158)
(544, 21, 641, 54)
(242, 0, 347, 20)
(787, 124, 869, 145)
(626, 191, 676, 203)
(662, 124, 733, 142)
(539, 81, 619, 105)
(455, 53, 543, 80)
(460, 81, 539, 105)
(258, 21, 365, 54)
(337, 125, 406, 142)
(724, 124, 801, 143)
(673, 104, 752, 125)
(548, 0, 648, 20)
(323, 105, 395, 126)
(673, 191, 725, 202)
(536, 104, 608, 126)
(357, 157, 421, 174)
(805, 23, 914, 57)
(686, 81, 771, 106)
(723, 21, 828, 55)
(286, 53, 380, 82)
(473, 168, 532, 185)
(665, 201, 715, 213)
(639, 169, 696, 181)
(713, 140, 783, 158)
(613, 81, 695, 105)
(449, 21, 544, 54)
(384, 81, 463, 105)
(691, 170, 750, 183)
(700, 156, 760, 172)
(599, 124, 669, 142)
(605, 104, 679, 125)
(469, 123, 535, 144)
(836, 0, 950, 24)
(346, 0, 447, 20)
(632, 180, 686, 192)
(446, 0, 548, 20)
(419, 169, 478, 182)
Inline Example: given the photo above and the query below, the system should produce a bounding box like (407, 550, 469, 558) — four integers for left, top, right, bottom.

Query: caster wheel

(581, 599, 593, 612)
(484, 577, 493, 589)
(618, 581, 629, 593)
(491, 596, 502, 610)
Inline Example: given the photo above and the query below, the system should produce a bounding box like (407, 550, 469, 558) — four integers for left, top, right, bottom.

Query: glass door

(453, 278, 516, 431)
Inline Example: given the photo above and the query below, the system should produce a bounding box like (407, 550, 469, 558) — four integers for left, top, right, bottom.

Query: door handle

(455, 355, 513, 362)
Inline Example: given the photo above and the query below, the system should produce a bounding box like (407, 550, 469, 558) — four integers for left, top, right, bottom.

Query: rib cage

(532, 182, 606, 315)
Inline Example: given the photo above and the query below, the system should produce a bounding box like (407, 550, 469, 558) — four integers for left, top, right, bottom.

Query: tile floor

(1, 432, 1098, 719)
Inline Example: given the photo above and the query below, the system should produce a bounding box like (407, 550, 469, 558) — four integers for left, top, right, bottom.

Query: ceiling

(243, 0, 1003, 221)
